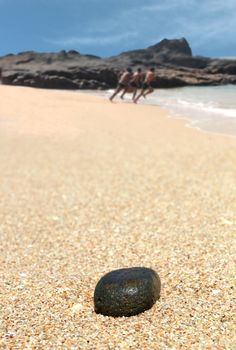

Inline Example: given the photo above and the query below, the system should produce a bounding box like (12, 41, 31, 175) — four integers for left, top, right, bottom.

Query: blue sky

(0, 0, 235, 58)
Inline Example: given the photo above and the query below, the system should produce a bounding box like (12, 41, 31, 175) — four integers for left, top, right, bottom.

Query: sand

(0, 85, 235, 349)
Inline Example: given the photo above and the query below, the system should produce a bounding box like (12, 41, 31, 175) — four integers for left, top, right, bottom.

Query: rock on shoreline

(0, 38, 236, 90)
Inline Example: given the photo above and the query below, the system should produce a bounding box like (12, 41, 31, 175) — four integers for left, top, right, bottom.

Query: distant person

(109, 68, 133, 102)
(120, 68, 143, 101)
(134, 68, 155, 103)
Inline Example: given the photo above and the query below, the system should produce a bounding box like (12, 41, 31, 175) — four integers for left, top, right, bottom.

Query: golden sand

(0, 85, 235, 349)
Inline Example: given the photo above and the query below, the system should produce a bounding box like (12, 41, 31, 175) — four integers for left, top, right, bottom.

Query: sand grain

(0, 86, 235, 349)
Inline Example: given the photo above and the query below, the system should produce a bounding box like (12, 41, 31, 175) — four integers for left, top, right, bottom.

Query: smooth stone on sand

(94, 267, 161, 317)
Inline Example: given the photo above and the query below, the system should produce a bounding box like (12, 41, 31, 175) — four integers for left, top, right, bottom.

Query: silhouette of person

(120, 68, 143, 101)
(109, 68, 133, 101)
(134, 68, 155, 103)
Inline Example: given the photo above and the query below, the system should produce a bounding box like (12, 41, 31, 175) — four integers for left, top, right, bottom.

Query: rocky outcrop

(0, 38, 235, 89)
(2, 69, 112, 90)
(148, 38, 192, 56)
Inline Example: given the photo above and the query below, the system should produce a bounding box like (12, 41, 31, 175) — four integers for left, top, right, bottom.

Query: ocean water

(102, 85, 236, 136)
(144, 85, 236, 136)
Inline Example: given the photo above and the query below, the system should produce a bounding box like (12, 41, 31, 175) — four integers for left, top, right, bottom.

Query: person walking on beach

(109, 68, 133, 102)
(134, 67, 155, 103)
(120, 68, 143, 101)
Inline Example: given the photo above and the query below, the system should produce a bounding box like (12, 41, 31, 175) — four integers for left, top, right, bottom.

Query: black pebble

(94, 267, 161, 317)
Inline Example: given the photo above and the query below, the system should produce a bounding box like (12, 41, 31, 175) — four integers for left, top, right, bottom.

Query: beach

(0, 85, 235, 349)
(98, 85, 236, 137)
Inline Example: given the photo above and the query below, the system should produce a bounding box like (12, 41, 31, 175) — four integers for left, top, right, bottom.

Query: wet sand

(0, 85, 235, 349)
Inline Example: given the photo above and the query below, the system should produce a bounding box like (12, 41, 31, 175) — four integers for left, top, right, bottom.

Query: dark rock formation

(148, 38, 192, 56)
(94, 267, 161, 317)
(0, 38, 236, 89)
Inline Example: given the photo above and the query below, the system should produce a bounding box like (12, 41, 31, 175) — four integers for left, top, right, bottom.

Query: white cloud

(142, 0, 236, 13)
(46, 31, 138, 47)
(141, 0, 195, 12)
(44, 0, 236, 56)
(135, 0, 236, 53)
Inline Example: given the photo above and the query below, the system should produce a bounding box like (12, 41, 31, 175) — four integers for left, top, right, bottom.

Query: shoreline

(81, 88, 236, 138)
(1, 83, 235, 138)
(0, 85, 235, 349)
